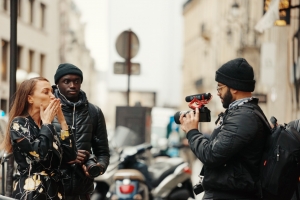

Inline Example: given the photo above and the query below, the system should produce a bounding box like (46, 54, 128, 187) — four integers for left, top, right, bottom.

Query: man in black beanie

(52, 63, 110, 200)
(179, 58, 268, 199)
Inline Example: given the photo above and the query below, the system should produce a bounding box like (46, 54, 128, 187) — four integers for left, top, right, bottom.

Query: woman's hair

(1, 77, 49, 153)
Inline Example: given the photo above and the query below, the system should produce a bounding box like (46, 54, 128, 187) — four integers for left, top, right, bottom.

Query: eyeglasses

(217, 85, 227, 93)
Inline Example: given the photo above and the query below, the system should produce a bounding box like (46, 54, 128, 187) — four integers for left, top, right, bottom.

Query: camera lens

(85, 156, 101, 178)
(174, 111, 188, 124)
(174, 107, 211, 124)
(87, 164, 101, 177)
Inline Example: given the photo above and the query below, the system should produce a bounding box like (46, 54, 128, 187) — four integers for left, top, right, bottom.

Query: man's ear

(230, 88, 238, 94)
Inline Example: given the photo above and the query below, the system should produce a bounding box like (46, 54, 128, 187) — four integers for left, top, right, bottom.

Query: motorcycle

(107, 142, 195, 200)
(92, 126, 139, 200)
(0, 152, 19, 199)
(92, 146, 120, 200)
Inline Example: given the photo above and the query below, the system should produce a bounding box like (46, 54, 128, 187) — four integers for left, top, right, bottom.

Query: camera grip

(193, 183, 204, 195)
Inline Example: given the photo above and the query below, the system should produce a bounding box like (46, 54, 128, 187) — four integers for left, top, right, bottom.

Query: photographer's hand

(179, 108, 200, 133)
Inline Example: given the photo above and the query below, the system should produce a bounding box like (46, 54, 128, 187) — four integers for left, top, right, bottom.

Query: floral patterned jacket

(10, 116, 77, 200)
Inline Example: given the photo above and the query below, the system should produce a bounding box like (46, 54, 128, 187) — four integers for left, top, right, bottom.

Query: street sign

(115, 30, 140, 59)
(114, 62, 140, 75)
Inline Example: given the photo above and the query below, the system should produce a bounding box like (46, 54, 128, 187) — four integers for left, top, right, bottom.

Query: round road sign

(115, 30, 139, 60)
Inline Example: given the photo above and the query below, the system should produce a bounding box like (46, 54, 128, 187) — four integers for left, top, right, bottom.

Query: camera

(174, 93, 212, 124)
(193, 175, 204, 195)
(84, 154, 102, 178)
(193, 182, 204, 195)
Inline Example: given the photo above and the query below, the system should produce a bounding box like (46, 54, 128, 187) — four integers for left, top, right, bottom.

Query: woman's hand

(56, 103, 68, 130)
(40, 99, 60, 124)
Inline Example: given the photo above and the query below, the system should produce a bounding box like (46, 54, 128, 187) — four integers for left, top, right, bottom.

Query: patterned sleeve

(57, 126, 77, 162)
(10, 117, 55, 161)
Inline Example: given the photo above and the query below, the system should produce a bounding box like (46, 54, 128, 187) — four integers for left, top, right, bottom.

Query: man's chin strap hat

(54, 63, 83, 84)
(215, 58, 255, 92)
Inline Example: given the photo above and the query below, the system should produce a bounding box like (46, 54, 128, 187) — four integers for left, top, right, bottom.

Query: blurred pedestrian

(1, 77, 76, 200)
(52, 63, 110, 200)
(180, 58, 268, 199)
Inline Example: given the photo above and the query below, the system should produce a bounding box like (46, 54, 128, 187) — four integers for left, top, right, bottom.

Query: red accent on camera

(188, 95, 212, 110)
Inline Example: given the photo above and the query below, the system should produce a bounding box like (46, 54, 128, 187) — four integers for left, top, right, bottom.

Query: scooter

(92, 126, 140, 200)
(92, 146, 120, 200)
(107, 142, 195, 200)
(0, 152, 18, 200)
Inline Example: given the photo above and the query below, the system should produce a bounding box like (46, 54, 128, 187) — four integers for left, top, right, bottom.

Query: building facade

(181, 0, 295, 132)
(0, 0, 97, 114)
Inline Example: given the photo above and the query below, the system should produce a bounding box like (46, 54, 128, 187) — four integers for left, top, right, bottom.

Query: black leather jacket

(52, 85, 110, 195)
(187, 99, 267, 199)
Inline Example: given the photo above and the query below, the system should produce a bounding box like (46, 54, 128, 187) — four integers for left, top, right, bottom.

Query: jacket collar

(228, 97, 258, 110)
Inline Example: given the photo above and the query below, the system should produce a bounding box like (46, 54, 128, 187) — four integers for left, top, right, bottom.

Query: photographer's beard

(222, 88, 233, 108)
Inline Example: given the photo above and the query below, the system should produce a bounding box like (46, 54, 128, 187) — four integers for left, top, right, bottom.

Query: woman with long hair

(1, 77, 76, 200)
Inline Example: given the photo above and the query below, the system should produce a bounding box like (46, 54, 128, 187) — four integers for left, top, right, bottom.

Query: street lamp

(16, 69, 27, 84)
(16, 69, 40, 84)
(231, 1, 240, 18)
(27, 72, 40, 80)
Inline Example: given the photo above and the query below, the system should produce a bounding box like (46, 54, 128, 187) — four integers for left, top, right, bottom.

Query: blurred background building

(1, 1, 300, 199)
(0, 0, 97, 115)
(182, 0, 297, 133)
(0, 0, 299, 135)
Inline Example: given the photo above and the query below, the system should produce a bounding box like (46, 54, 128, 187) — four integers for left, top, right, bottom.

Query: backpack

(88, 102, 99, 136)
(242, 104, 300, 200)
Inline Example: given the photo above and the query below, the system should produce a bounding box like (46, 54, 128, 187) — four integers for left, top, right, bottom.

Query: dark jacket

(186, 99, 267, 199)
(52, 85, 110, 195)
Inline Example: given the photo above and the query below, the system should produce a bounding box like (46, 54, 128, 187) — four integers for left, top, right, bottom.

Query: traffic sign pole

(115, 29, 140, 106)
(126, 30, 132, 106)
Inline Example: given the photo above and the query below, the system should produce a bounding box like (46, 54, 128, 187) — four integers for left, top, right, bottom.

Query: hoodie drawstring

(72, 104, 75, 130)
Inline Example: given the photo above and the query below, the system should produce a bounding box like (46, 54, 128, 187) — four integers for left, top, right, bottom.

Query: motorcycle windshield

(112, 126, 142, 148)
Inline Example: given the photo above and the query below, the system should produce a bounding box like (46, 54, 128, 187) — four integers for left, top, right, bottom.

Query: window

(29, 50, 34, 72)
(40, 54, 45, 76)
(1, 40, 8, 82)
(1, 99, 7, 114)
(3, 0, 8, 11)
(40, 3, 45, 29)
(29, 0, 34, 24)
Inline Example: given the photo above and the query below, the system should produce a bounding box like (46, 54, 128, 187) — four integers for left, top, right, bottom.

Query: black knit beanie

(54, 63, 83, 84)
(215, 58, 255, 92)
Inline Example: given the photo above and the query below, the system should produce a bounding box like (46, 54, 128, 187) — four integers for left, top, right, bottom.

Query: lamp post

(231, 1, 240, 18)
(6, 0, 18, 197)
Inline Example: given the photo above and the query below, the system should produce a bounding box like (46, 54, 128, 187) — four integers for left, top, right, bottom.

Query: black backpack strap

(88, 103, 98, 137)
(239, 104, 272, 199)
(239, 104, 272, 131)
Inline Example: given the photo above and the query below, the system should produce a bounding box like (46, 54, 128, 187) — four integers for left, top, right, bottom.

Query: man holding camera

(180, 58, 268, 199)
(52, 63, 110, 200)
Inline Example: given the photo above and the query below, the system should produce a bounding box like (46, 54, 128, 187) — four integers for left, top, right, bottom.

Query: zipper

(276, 145, 280, 161)
(264, 145, 280, 187)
